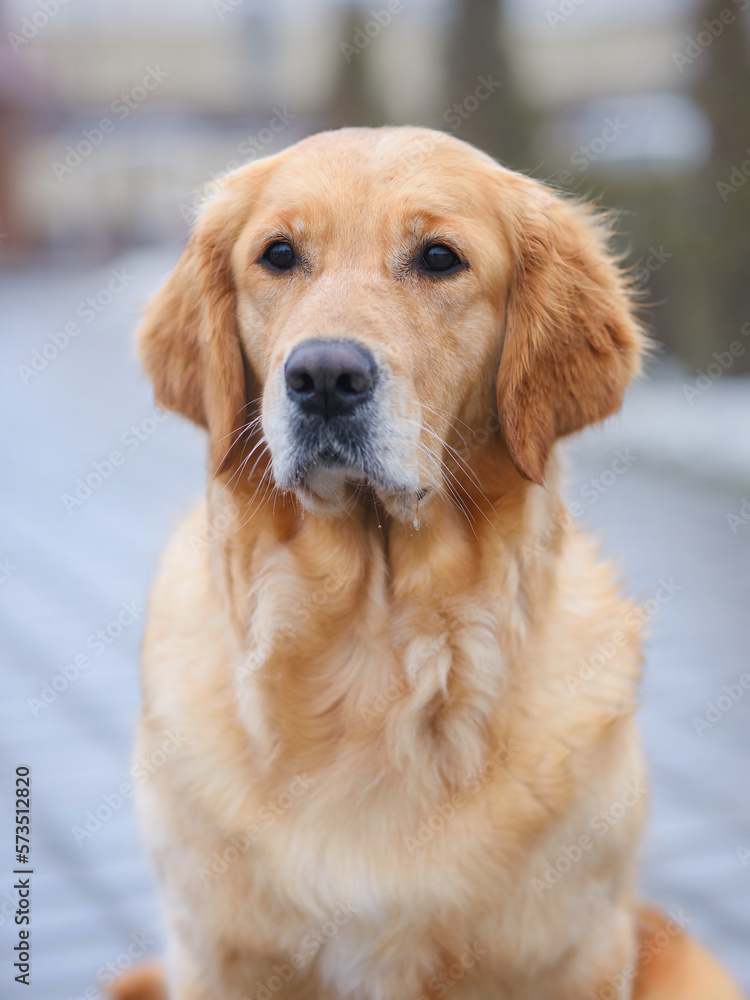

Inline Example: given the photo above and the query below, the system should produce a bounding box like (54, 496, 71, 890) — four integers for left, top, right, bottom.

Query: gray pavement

(0, 252, 748, 1000)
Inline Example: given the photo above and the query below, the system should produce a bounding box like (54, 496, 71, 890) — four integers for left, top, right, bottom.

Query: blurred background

(0, 0, 749, 997)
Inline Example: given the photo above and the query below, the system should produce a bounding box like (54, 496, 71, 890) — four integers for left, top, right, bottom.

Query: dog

(126, 127, 743, 1000)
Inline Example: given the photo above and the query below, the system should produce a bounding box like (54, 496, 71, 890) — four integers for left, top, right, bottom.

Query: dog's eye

(263, 241, 296, 270)
(421, 243, 461, 274)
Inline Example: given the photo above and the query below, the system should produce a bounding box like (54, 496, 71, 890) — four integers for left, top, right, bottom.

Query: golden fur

(128, 127, 742, 1000)
(110, 914, 745, 1000)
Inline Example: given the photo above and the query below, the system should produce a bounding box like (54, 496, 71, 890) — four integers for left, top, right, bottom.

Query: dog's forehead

(283, 126, 491, 176)
(236, 128, 500, 228)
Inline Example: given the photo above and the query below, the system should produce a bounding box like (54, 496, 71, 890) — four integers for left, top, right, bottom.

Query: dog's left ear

(137, 178, 261, 475)
(496, 180, 646, 485)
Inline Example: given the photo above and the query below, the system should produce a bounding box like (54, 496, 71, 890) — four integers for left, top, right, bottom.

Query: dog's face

(232, 130, 515, 520)
(139, 128, 644, 522)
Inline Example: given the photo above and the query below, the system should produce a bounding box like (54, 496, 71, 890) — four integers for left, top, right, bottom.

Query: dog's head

(138, 127, 644, 522)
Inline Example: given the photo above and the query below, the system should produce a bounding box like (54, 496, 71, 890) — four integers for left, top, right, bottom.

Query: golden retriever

(126, 127, 743, 1000)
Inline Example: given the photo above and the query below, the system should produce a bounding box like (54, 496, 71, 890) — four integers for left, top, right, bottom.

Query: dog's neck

(207, 450, 565, 790)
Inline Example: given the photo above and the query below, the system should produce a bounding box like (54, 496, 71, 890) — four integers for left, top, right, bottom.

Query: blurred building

(0, 0, 446, 251)
(2, 0, 749, 369)
(0, 0, 709, 247)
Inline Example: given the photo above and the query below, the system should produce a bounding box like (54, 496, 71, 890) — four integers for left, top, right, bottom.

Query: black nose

(284, 339, 377, 419)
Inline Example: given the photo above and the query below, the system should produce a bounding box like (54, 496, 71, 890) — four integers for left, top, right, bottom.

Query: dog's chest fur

(139, 495, 643, 998)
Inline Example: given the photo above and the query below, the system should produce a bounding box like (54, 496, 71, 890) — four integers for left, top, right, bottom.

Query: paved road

(0, 254, 748, 999)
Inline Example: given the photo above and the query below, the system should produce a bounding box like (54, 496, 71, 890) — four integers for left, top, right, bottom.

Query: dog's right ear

(137, 181, 259, 475)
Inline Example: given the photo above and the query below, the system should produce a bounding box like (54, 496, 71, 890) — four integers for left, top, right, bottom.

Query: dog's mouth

(263, 382, 432, 522)
(286, 434, 425, 520)
(293, 448, 392, 500)
(312, 440, 356, 470)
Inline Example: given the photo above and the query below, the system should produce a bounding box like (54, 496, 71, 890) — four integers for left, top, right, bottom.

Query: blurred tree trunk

(326, 0, 535, 171)
(327, 3, 389, 130)
(443, 0, 536, 170)
(677, 0, 750, 373)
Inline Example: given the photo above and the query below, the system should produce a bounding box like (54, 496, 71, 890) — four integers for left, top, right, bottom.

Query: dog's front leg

(162, 933, 212, 1000)
(163, 928, 326, 1000)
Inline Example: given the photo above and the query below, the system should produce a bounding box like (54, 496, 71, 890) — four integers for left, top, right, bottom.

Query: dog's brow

(395, 212, 471, 258)
(400, 209, 469, 236)
(254, 208, 329, 245)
